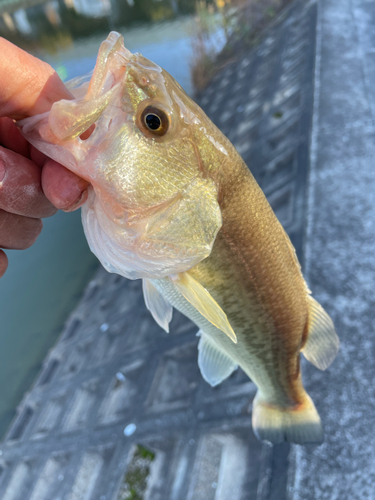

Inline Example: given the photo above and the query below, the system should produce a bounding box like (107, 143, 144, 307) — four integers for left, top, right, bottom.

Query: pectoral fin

(301, 296, 339, 370)
(197, 330, 238, 386)
(169, 272, 237, 343)
(142, 278, 173, 333)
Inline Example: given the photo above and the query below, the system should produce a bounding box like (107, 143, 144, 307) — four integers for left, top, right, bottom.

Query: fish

(18, 32, 339, 444)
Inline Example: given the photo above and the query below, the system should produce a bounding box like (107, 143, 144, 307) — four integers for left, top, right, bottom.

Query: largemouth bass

(19, 32, 339, 444)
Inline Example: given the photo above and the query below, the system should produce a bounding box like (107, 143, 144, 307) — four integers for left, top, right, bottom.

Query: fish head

(18, 32, 230, 279)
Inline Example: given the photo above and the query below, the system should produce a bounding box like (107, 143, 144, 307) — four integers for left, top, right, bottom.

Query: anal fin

(197, 330, 238, 387)
(301, 296, 339, 370)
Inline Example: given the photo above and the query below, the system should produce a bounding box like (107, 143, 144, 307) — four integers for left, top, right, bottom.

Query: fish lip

(101, 66, 126, 97)
(89, 42, 134, 99)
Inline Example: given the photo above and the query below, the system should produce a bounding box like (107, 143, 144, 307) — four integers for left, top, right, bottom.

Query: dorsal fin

(169, 272, 237, 343)
(301, 296, 339, 370)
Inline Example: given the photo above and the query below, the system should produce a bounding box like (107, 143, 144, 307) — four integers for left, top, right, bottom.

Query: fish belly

(151, 270, 301, 406)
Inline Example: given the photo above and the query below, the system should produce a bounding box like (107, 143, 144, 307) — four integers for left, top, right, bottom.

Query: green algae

(116, 445, 156, 500)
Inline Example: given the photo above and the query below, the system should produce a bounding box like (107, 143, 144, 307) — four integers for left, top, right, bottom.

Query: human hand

(0, 38, 89, 278)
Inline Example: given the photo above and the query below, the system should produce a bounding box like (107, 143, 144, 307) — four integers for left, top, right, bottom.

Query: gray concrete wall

(289, 0, 375, 498)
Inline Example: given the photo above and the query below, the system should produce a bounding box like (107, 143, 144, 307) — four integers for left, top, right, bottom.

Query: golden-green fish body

(18, 32, 339, 444)
(151, 144, 335, 444)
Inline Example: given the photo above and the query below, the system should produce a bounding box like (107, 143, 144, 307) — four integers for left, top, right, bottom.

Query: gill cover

(17, 32, 223, 280)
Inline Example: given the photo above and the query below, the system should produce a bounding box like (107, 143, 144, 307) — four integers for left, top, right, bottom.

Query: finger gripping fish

(18, 32, 339, 445)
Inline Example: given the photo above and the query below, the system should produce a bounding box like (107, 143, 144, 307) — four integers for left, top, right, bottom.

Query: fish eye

(141, 106, 169, 137)
(145, 113, 161, 130)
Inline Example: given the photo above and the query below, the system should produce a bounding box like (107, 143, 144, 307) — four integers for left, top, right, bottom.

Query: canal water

(32, 16, 198, 95)
(0, 6, 209, 438)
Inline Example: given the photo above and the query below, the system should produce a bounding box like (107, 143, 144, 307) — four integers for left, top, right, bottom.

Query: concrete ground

(1, 0, 374, 498)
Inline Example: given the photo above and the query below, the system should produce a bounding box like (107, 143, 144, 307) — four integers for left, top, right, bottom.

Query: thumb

(0, 37, 73, 120)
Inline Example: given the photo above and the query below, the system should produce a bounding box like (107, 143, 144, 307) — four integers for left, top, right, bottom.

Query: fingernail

(0, 160, 5, 183)
(63, 188, 88, 212)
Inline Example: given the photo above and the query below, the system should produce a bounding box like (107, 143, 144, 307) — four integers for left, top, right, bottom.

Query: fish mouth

(43, 34, 134, 145)
(86, 32, 133, 100)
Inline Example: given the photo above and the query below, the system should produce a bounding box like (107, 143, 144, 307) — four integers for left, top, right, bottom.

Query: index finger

(0, 37, 73, 120)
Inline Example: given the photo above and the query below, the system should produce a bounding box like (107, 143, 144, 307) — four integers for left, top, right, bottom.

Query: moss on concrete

(116, 445, 156, 500)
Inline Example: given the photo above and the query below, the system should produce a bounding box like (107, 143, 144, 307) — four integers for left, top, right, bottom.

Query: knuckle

(21, 218, 43, 249)
(0, 211, 43, 250)
(0, 251, 8, 278)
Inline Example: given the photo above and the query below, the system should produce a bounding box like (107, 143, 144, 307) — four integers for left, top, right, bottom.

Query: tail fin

(252, 393, 323, 445)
